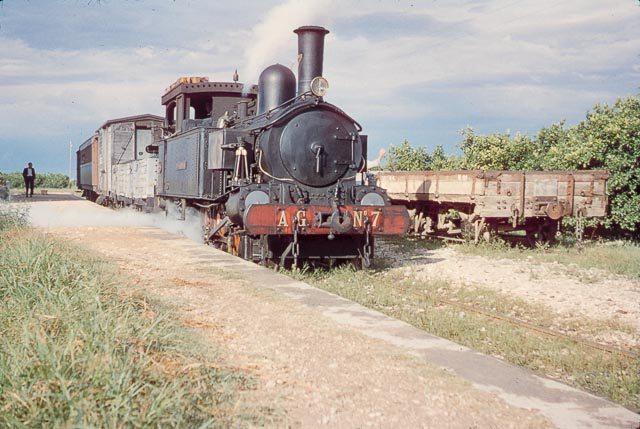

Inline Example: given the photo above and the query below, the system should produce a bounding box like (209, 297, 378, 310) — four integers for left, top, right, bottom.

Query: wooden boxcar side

(78, 114, 164, 207)
(76, 135, 98, 199)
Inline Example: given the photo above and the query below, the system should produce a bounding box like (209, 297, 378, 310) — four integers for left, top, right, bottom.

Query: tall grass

(0, 226, 259, 427)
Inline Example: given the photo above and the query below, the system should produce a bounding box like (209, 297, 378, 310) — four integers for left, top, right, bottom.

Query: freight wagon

(77, 114, 164, 208)
(374, 170, 609, 244)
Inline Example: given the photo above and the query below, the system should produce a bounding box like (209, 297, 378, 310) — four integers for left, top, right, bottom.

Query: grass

(0, 204, 30, 233)
(0, 221, 262, 427)
(458, 236, 640, 280)
(292, 263, 640, 410)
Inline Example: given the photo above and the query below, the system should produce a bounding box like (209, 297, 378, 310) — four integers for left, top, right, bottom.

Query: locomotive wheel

(225, 234, 242, 256)
(203, 210, 212, 233)
(233, 234, 241, 256)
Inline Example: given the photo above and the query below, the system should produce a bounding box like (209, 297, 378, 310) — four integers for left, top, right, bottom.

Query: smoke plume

(242, 0, 333, 86)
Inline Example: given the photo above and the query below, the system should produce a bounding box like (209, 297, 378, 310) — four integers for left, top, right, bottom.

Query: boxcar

(77, 114, 164, 208)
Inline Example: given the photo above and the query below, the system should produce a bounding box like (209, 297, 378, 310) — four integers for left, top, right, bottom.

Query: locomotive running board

(244, 204, 411, 235)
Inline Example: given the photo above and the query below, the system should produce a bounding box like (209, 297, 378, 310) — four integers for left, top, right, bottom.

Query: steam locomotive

(78, 26, 410, 268)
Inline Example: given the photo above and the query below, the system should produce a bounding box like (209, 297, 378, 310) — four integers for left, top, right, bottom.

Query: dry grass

(459, 238, 640, 280)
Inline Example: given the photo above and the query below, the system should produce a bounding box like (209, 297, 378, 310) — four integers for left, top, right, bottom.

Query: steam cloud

(26, 199, 205, 243)
(241, 0, 333, 87)
(18, 0, 338, 243)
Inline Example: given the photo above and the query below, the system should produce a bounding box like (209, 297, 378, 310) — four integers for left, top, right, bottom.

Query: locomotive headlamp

(360, 191, 385, 206)
(310, 76, 329, 97)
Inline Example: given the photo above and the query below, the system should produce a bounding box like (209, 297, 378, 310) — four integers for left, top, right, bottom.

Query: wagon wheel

(480, 221, 495, 243)
(227, 234, 241, 256)
(526, 219, 558, 247)
(461, 218, 492, 244)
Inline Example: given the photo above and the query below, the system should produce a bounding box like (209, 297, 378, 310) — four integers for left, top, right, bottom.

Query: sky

(0, 0, 638, 174)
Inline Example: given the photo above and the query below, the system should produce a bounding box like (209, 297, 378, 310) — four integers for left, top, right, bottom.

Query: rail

(388, 282, 639, 360)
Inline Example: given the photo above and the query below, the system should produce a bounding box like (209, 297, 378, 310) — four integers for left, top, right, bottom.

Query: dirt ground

(21, 198, 640, 428)
(378, 240, 640, 352)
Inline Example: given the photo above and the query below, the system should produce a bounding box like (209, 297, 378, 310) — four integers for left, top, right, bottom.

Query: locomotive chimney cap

(294, 25, 329, 35)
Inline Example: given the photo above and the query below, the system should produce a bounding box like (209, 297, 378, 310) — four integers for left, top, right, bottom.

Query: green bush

(386, 140, 461, 171)
(0, 172, 24, 190)
(0, 172, 70, 189)
(537, 97, 640, 232)
(459, 128, 541, 170)
(38, 173, 70, 188)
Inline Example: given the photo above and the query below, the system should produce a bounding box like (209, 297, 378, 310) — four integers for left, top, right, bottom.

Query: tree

(428, 144, 462, 171)
(385, 140, 430, 171)
(455, 95, 640, 234)
(384, 140, 463, 171)
(459, 127, 540, 170)
(537, 96, 640, 232)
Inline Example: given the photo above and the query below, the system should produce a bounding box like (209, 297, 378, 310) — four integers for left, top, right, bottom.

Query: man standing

(22, 162, 36, 197)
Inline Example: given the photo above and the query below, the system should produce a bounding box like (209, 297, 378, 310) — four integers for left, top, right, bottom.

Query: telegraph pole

(68, 140, 73, 188)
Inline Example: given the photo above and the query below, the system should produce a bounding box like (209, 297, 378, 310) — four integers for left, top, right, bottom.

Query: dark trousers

(24, 177, 34, 196)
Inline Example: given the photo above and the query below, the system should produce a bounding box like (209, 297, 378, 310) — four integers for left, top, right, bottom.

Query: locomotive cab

(157, 79, 258, 201)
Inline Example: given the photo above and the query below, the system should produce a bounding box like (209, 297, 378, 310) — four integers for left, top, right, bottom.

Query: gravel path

(45, 225, 553, 428)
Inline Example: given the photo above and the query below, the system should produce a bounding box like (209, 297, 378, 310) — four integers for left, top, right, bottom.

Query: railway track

(389, 282, 639, 361)
(378, 237, 638, 357)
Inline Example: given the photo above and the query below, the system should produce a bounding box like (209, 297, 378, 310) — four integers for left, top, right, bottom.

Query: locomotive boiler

(157, 26, 410, 267)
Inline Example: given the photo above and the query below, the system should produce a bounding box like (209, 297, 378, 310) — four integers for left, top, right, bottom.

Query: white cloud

(0, 0, 638, 172)
(323, 0, 639, 123)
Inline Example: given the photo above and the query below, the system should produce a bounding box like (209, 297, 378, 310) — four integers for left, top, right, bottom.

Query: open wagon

(374, 170, 609, 244)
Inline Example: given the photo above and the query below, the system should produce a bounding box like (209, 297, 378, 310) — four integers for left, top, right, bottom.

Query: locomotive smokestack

(293, 26, 330, 96)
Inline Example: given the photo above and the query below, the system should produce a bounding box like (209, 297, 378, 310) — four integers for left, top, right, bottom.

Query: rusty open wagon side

(374, 170, 609, 244)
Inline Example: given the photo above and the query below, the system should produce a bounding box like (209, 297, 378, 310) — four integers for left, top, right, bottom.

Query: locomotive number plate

(244, 204, 410, 236)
